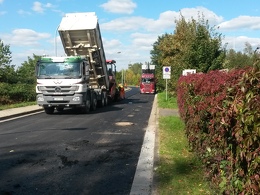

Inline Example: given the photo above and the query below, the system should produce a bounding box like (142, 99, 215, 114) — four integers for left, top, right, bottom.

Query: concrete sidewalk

(0, 105, 43, 121)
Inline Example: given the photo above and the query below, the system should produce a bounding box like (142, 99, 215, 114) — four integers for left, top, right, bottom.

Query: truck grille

(40, 86, 78, 95)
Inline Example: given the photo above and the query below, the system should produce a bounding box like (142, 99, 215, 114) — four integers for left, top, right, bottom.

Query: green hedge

(0, 83, 36, 104)
(177, 66, 260, 194)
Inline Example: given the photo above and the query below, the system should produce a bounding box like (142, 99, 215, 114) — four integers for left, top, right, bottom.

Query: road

(0, 87, 155, 195)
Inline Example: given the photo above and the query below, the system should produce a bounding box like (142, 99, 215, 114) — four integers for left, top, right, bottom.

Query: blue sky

(0, 0, 260, 70)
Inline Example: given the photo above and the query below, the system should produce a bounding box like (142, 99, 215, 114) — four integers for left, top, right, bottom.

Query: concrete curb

(0, 106, 43, 121)
(130, 94, 157, 195)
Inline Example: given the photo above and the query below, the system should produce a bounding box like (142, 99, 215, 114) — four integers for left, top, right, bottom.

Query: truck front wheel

(44, 107, 54, 114)
(81, 94, 91, 114)
(98, 92, 107, 107)
(91, 94, 97, 111)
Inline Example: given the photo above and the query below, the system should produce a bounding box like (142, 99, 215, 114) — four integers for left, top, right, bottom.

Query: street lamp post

(121, 69, 124, 85)
(55, 25, 60, 57)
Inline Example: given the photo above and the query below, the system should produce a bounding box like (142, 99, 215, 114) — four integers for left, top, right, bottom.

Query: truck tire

(91, 93, 97, 111)
(104, 92, 108, 106)
(98, 92, 105, 107)
(81, 94, 91, 114)
(44, 107, 54, 114)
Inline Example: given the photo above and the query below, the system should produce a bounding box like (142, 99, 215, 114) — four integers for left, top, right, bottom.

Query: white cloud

(100, 0, 137, 14)
(0, 0, 4, 4)
(45, 3, 53, 8)
(103, 37, 150, 68)
(1, 29, 51, 46)
(131, 33, 157, 51)
(0, 11, 7, 15)
(103, 39, 123, 52)
(32, 1, 44, 13)
(100, 6, 226, 68)
(101, 16, 151, 32)
(179, 6, 224, 25)
(32, 1, 54, 13)
(218, 16, 260, 31)
(18, 9, 31, 15)
(224, 36, 260, 51)
(101, 7, 224, 34)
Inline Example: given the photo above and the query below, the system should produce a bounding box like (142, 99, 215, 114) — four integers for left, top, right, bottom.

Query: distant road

(0, 87, 155, 195)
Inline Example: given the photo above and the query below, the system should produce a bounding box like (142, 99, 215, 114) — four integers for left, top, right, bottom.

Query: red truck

(140, 64, 156, 94)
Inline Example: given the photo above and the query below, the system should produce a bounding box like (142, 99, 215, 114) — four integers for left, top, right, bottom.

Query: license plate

(53, 97, 63, 101)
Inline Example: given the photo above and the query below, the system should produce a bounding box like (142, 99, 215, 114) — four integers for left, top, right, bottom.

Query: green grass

(0, 101, 37, 111)
(156, 92, 213, 194)
(157, 91, 178, 109)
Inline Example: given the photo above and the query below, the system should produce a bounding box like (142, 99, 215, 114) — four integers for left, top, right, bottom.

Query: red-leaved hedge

(177, 66, 260, 194)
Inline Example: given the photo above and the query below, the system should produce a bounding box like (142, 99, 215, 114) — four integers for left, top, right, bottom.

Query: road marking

(115, 121, 134, 126)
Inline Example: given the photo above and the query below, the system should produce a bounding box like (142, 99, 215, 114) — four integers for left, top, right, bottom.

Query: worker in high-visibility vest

(118, 83, 125, 100)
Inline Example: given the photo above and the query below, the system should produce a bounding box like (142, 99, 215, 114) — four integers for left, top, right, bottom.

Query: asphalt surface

(0, 92, 179, 195)
(0, 90, 157, 195)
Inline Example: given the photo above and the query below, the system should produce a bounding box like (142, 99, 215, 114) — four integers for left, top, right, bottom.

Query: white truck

(36, 12, 119, 114)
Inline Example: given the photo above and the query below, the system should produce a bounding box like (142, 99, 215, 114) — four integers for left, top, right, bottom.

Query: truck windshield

(142, 78, 154, 83)
(37, 62, 81, 79)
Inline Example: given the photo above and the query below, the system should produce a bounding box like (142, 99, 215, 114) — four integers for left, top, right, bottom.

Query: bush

(177, 66, 260, 194)
(0, 83, 36, 104)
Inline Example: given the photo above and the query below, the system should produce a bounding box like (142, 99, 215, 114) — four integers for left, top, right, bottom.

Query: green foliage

(128, 62, 142, 75)
(157, 116, 213, 194)
(151, 34, 174, 92)
(0, 39, 12, 68)
(0, 52, 39, 105)
(0, 39, 16, 83)
(0, 82, 36, 105)
(0, 101, 36, 110)
(151, 14, 225, 94)
(157, 91, 178, 109)
(117, 63, 142, 86)
(16, 54, 40, 84)
(125, 69, 141, 86)
(220, 64, 260, 194)
(177, 65, 260, 194)
(224, 43, 255, 69)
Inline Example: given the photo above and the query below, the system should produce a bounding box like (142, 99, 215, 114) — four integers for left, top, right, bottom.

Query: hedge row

(177, 66, 260, 194)
(0, 83, 36, 104)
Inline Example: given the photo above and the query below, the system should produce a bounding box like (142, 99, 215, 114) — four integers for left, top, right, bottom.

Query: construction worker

(118, 83, 125, 100)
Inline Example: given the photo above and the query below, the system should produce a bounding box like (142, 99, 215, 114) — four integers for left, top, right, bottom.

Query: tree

(150, 13, 226, 93)
(0, 39, 16, 83)
(224, 42, 256, 69)
(16, 54, 40, 84)
(151, 34, 172, 92)
(128, 62, 142, 75)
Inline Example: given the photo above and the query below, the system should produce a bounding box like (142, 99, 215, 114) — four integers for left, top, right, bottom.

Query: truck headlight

(37, 86, 42, 92)
(72, 97, 80, 101)
(37, 97, 44, 101)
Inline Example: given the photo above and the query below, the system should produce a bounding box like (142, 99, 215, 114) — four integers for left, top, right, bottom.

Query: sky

(0, 0, 260, 70)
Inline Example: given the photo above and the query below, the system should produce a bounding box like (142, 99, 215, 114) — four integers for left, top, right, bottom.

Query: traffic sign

(163, 66, 171, 79)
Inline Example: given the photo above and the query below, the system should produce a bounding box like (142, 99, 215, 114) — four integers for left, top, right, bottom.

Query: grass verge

(157, 91, 178, 109)
(156, 92, 212, 194)
(0, 101, 37, 111)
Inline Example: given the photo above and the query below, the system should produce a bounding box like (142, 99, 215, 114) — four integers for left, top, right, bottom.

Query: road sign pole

(166, 79, 168, 101)
(163, 66, 171, 101)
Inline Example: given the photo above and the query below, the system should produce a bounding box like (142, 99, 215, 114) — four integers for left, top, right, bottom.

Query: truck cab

(140, 64, 156, 94)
